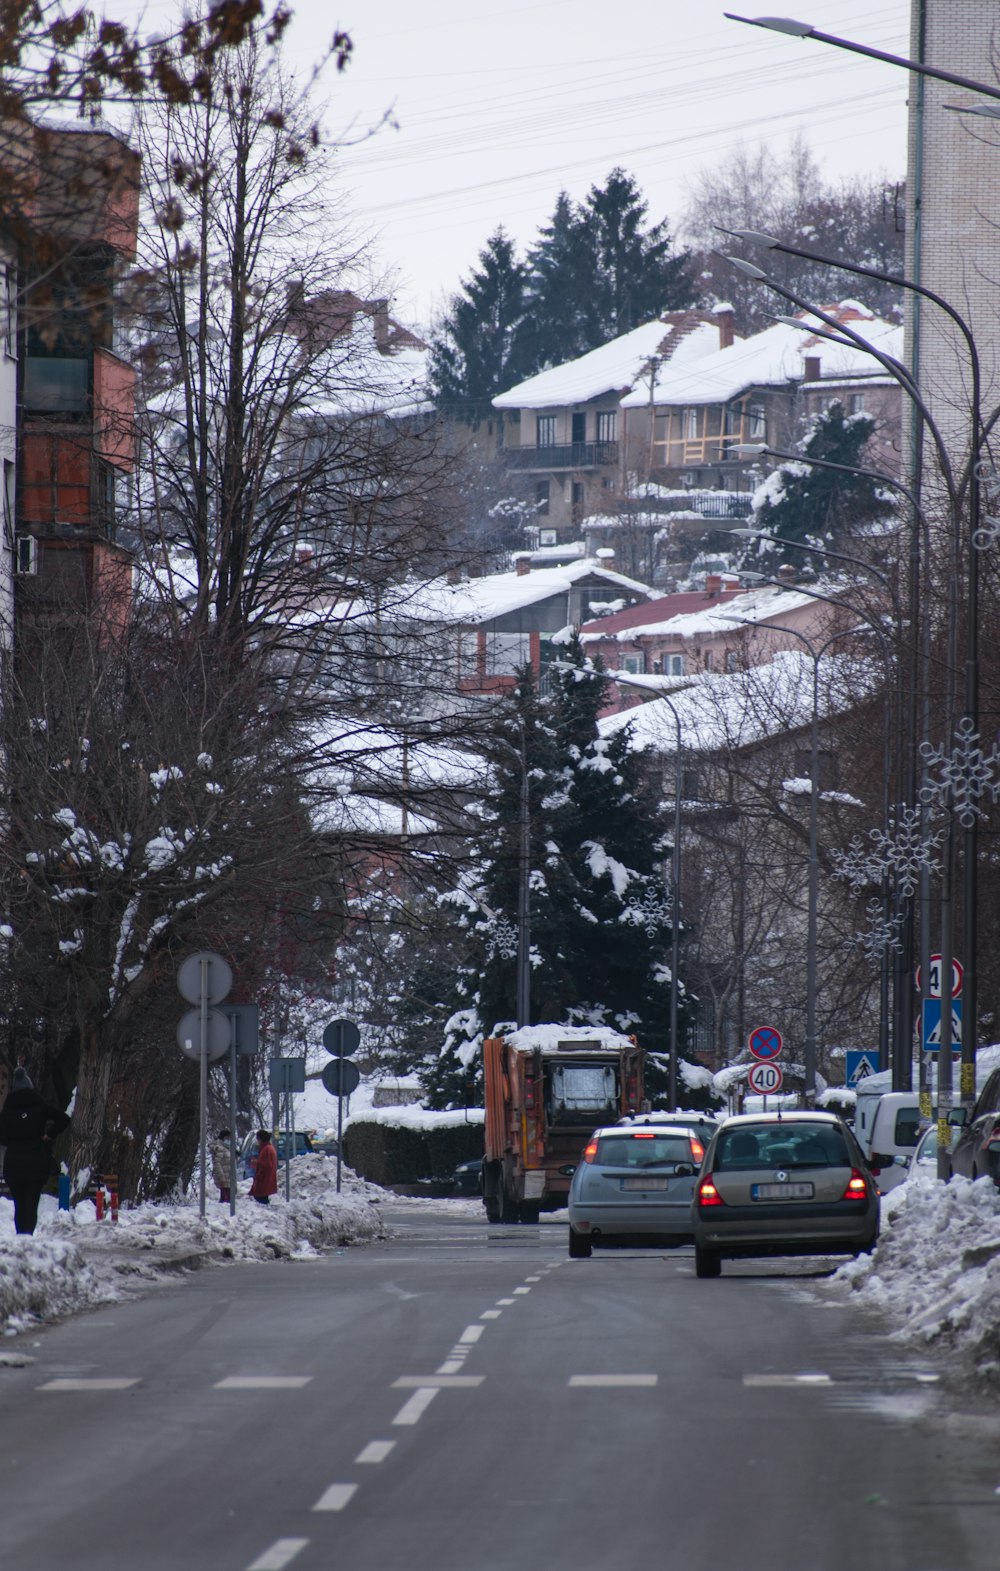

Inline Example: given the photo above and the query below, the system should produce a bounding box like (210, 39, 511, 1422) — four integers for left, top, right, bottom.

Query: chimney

(714, 305, 735, 350)
(515, 554, 531, 576)
(776, 562, 798, 583)
(705, 573, 722, 595)
(371, 298, 390, 352)
(803, 355, 821, 383)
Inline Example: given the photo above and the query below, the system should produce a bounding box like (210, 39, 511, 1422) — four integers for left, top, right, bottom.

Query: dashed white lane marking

(356, 1440, 395, 1464)
(393, 1375, 485, 1388)
(513, 1287, 531, 1295)
(525, 1275, 542, 1282)
(496, 1298, 516, 1306)
(392, 1387, 439, 1425)
(743, 1373, 832, 1388)
(569, 1375, 658, 1387)
(312, 1483, 358, 1512)
(481, 1310, 502, 1319)
(459, 1325, 485, 1344)
(39, 1378, 139, 1391)
(215, 1377, 312, 1390)
(437, 1359, 464, 1375)
(246, 1538, 309, 1571)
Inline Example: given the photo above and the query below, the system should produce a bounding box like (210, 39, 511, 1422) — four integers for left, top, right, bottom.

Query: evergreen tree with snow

(429, 228, 533, 424)
(583, 168, 693, 340)
(747, 400, 889, 568)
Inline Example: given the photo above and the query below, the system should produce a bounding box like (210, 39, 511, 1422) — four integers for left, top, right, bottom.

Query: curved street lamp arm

(722, 14, 1000, 103)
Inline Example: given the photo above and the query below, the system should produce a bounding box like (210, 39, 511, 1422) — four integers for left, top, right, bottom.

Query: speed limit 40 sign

(748, 1061, 783, 1095)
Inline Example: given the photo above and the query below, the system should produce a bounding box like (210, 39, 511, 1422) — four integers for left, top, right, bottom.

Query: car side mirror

(558, 1164, 577, 1176)
(948, 1107, 968, 1127)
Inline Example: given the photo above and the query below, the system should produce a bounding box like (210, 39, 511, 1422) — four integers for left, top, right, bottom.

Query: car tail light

(841, 1168, 868, 1200)
(987, 1127, 1000, 1147)
(582, 1139, 599, 1164)
(633, 1131, 655, 1139)
(696, 1174, 724, 1207)
(690, 1138, 705, 1161)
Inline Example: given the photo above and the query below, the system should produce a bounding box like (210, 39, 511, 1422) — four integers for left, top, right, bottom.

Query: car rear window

(715, 1124, 850, 1170)
(894, 1108, 920, 1147)
(595, 1134, 694, 1167)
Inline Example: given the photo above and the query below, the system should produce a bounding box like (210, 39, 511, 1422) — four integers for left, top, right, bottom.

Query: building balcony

(504, 440, 618, 472)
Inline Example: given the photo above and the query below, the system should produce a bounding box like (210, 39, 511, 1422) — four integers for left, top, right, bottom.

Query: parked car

(567, 1123, 705, 1258)
(948, 1068, 1000, 1185)
(452, 1157, 483, 1196)
(691, 1111, 879, 1279)
(239, 1129, 314, 1179)
(903, 1123, 939, 1179)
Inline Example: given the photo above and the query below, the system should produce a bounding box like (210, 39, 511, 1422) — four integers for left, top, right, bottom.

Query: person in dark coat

(0, 1067, 71, 1235)
(248, 1128, 278, 1204)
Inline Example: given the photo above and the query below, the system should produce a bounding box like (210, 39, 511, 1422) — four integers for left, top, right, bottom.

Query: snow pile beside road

(834, 1172, 1000, 1377)
(0, 1155, 386, 1335)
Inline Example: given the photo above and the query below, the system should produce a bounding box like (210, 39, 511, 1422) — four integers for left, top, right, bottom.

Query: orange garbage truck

(482, 1025, 644, 1223)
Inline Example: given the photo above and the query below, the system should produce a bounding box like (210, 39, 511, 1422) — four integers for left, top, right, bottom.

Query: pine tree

(429, 228, 533, 424)
(584, 168, 694, 339)
(525, 190, 600, 367)
(748, 400, 890, 567)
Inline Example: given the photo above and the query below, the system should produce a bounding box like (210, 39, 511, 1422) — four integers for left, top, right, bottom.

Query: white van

(853, 1088, 922, 1191)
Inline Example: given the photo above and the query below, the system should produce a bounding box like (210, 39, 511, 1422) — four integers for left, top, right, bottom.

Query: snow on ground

(831, 1171, 1000, 1381)
(0, 1156, 399, 1339)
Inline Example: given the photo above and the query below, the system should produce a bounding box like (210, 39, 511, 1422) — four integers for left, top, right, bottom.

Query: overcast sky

(139, 1, 912, 330)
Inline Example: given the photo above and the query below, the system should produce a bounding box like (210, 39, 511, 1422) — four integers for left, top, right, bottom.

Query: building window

(703, 649, 713, 670)
(654, 653, 683, 676)
(484, 631, 530, 676)
(794, 748, 837, 790)
(602, 476, 615, 490)
(537, 415, 557, 448)
(538, 528, 557, 546)
(596, 410, 617, 442)
(684, 409, 698, 441)
(682, 767, 700, 799)
(748, 403, 766, 437)
(849, 393, 865, 414)
(621, 652, 645, 674)
(571, 481, 584, 521)
(457, 632, 479, 678)
(725, 649, 738, 672)
(535, 480, 550, 515)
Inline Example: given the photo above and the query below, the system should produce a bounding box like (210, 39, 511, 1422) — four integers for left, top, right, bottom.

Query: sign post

(748, 1025, 783, 1110)
(269, 1058, 306, 1201)
(323, 1018, 360, 1193)
(177, 952, 233, 1218)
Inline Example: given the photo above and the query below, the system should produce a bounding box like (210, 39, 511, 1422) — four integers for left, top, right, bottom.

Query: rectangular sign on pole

(846, 1051, 880, 1086)
(922, 999, 962, 1055)
(269, 1057, 306, 1094)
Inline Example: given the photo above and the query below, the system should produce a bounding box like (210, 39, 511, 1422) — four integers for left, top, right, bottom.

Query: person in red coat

(248, 1129, 278, 1204)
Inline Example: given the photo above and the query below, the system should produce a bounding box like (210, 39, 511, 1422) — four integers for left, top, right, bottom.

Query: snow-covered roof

(584, 583, 821, 644)
(599, 648, 877, 754)
(493, 312, 732, 411)
(408, 558, 653, 625)
(620, 302, 902, 410)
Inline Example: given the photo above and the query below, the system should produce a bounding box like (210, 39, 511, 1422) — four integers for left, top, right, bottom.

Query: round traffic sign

(915, 954, 963, 999)
(748, 1025, 783, 1062)
(322, 1058, 361, 1097)
(748, 1061, 783, 1095)
(177, 951, 233, 1006)
(323, 1018, 360, 1057)
(177, 1007, 232, 1062)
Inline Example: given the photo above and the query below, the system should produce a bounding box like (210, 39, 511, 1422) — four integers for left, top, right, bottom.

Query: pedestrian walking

(0, 1067, 71, 1235)
(212, 1128, 232, 1204)
(248, 1128, 278, 1204)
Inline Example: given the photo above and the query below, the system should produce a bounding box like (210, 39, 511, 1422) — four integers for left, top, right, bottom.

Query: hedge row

(343, 1120, 483, 1187)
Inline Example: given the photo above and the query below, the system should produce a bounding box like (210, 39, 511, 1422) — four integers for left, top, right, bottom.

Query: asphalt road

(1, 1205, 998, 1571)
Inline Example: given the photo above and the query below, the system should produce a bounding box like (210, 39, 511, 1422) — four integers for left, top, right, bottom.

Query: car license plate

(752, 1181, 814, 1200)
(621, 1176, 668, 1191)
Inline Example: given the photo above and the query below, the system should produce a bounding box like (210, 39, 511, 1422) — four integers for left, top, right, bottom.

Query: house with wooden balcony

(492, 308, 736, 540)
(620, 301, 903, 492)
(10, 119, 140, 645)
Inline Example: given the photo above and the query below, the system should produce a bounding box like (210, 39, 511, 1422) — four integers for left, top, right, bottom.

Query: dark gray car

(691, 1111, 879, 1278)
(568, 1124, 705, 1257)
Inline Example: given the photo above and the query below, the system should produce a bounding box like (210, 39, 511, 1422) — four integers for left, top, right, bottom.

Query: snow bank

(832, 1172, 1000, 1379)
(0, 1155, 387, 1336)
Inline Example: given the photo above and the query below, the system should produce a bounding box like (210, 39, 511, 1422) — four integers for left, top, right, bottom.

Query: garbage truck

(482, 1025, 644, 1223)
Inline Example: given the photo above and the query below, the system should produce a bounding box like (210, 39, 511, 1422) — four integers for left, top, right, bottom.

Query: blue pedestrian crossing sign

(846, 1051, 880, 1086)
(922, 999, 962, 1053)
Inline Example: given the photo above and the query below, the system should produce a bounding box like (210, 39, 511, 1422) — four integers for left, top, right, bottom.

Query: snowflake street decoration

(854, 898, 904, 962)
(487, 914, 519, 961)
(920, 717, 1000, 828)
(831, 806, 942, 897)
(626, 883, 674, 938)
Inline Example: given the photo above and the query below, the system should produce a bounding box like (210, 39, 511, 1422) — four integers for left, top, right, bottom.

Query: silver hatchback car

(691, 1111, 879, 1278)
(568, 1124, 705, 1258)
